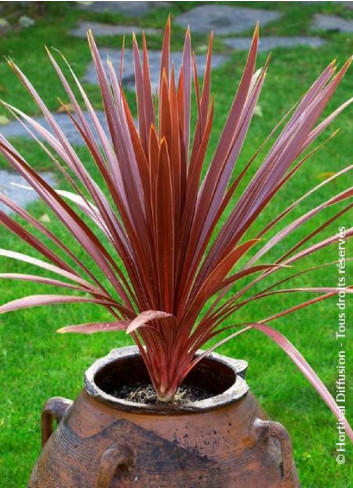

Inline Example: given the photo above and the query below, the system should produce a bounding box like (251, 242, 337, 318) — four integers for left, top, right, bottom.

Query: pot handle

(252, 417, 294, 486)
(96, 443, 135, 488)
(41, 396, 73, 446)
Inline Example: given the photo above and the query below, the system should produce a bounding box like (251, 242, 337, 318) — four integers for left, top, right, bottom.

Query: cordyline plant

(0, 20, 353, 438)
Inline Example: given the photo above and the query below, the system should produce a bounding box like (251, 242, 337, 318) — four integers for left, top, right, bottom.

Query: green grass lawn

(0, 1, 353, 487)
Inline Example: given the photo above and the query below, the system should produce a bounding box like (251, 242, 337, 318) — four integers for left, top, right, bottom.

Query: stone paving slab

(311, 13, 353, 32)
(84, 48, 229, 91)
(341, 1, 353, 9)
(76, 1, 170, 17)
(70, 21, 160, 38)
(0, 111, 109, 146)
(0, 170, 56, 215)
(224, 36, 325, 52)
(175, 5, 282, 35)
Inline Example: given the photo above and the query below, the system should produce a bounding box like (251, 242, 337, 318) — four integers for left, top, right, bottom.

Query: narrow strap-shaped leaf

(169, 65, 182, 227)
(54, 188, 113, 240)
(155, 139, 175, 311)
(0, 273, 91, 292)
(126, 310, 175, 334)
(249, 323, 353, 443)
(211, 264, 286, 297)
(0, 294, 121, 314)
(189, 32, 213, 167)
(159, 16, 171, 88)
(58, 321, 130, 334)
(133, 34, 148, 153)
(304, 96, 353, 148)
(142, 33, 155, 140)
(180, 27, 191, 158)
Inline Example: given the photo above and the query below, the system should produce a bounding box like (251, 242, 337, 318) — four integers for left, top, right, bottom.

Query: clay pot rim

(84, 346, 249, 414)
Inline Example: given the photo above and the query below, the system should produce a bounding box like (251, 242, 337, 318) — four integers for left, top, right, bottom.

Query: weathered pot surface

(29, 346, 300, 488)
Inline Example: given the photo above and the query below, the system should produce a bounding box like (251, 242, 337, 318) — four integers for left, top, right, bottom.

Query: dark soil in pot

(112, 382, 211, 404)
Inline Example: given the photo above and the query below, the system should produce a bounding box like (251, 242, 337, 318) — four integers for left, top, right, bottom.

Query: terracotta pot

(28, 346, 300, 488)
